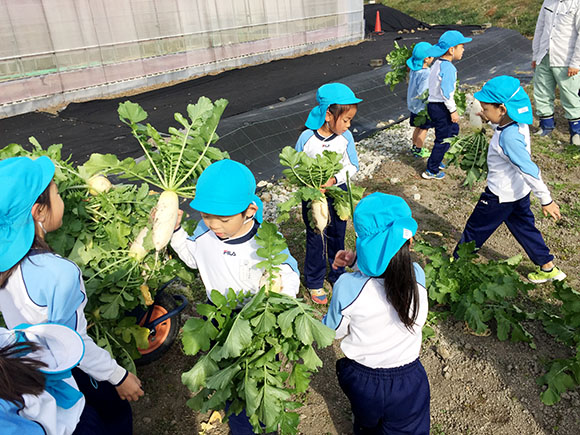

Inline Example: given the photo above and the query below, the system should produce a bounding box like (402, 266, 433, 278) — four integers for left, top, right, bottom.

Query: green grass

(380, 0, 544, 37)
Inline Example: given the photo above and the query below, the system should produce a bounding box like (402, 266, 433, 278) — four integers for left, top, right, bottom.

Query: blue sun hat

(0, 156, 55, 272)
(474, 75, 533, 124)
(354, 193, 417, 277)
(12, 323, 85, 409)
(305, 83, 362, 130)
(431, 30, 472, 57)
(190, 159, 263, 222)
(406, 42, 440, 71)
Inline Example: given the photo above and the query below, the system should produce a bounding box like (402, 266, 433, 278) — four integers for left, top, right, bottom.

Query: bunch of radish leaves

(181, 222, 335, 434)
(414, 240, 535, 345)
(384, 41, 413, 91)
(536, 281, 580, 405)
(444, 128, 489, 188)
(276, 146, 364, 226)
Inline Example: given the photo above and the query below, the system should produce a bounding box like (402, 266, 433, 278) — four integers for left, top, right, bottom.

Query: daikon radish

(311, 197, 329, 234)
(88, 175, 112, 195)
(259, 270, 283, 294)
(152, 190, 179, 251)
(469, 97, 483, 129)
(129, 227, 150, 261)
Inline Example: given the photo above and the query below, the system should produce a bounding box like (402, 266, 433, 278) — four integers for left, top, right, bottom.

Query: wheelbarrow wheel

(136, 292, 180, 365)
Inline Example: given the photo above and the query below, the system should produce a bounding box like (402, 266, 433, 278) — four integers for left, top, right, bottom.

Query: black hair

(0, 182, 53, 288)
(327, 103, 358, 120)
(0, 339, 47, 406)
(380, 240, 419, 330)
(300, 102, 359, 132)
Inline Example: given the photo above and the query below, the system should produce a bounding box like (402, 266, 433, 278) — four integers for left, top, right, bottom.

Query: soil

(131, 114, 580, 434)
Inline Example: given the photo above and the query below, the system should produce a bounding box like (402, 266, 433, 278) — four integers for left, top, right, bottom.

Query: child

(423, 30, 472, 180)
(407, 42, 439, 158)
(531, 0, 580, 144)
(1, 323, 85, 435)
(170, 158, 300, 301)
(454, 76, 566, 284)
(0, 156, 143, 434)
(295, 82, 362, 304)
(170, 158, 300, 435)
(323, 193, 430, 434)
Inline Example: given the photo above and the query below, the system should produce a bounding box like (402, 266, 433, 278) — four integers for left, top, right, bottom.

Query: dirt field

(132, 112, 580, 434)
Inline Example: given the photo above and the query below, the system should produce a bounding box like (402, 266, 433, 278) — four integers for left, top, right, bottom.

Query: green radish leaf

(118, 101, 148, 124)
(182, 354, 219, 391)
(182, 317, 218, 355)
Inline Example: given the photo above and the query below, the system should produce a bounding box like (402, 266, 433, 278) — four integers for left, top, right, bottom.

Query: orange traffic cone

(374, 10, 384, 35)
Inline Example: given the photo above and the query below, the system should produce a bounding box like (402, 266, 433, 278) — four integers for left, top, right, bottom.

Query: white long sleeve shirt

(322, 264, 428, 369)
(170, 221, 300, 302)
(487, 122, 553, 205)
(295, 129, 359, 186)
(428, 59, 457, 114)
(0, 253, 127, 386)
(532, 0, 580, 68)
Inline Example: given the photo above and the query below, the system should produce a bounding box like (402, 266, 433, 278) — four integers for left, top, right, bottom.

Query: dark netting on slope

(364, 4, 429, 33)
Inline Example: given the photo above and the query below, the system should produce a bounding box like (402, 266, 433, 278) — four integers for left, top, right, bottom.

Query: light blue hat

(474, 76, 533, 124)
(431, 30, 472, 57)
(305, 83, 362, 130)
(354, 193, 417, 277)
(406, 42, 440, 71)
(0, 156, 55, 272)
(190, 159, 263, 223)
(13, 323, 85, 409)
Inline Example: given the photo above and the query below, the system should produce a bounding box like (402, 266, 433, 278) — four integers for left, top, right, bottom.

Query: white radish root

(88, 175, 112, 195)
(128, 227, 150, 261)
(152, 190, 179, 251)
(311, 197, 329, 235)
(259, 270, 283, 294)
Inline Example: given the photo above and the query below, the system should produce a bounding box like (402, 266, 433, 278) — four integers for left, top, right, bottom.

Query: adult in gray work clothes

(532, 0, 580, 145)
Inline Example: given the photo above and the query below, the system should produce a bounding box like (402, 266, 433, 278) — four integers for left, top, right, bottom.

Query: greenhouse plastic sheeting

(0, 0, 363, 117)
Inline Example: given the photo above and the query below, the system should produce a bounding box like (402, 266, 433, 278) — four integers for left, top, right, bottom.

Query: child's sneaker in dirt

(308, 288, 328, 304)
(439, 162, 446, 170)
(413, 147, 431, 158)
(527, 266, 566, 284)
(422, 170, 445, 180)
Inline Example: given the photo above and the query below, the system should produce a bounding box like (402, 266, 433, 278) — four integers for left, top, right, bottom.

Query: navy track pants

(426, 102, 459, 174)
(454, 188, 554, 266)
(72, 368, 133, 435)
(301, 185, 347, 288)
(337, 358, 430, 434)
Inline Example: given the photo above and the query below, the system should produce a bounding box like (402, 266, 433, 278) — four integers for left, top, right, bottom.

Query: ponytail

(0, 340, 47, 406)
(380, 240, 419, 330)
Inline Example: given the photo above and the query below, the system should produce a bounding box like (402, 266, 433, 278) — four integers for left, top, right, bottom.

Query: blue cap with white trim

(474, 76, 533, 124)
